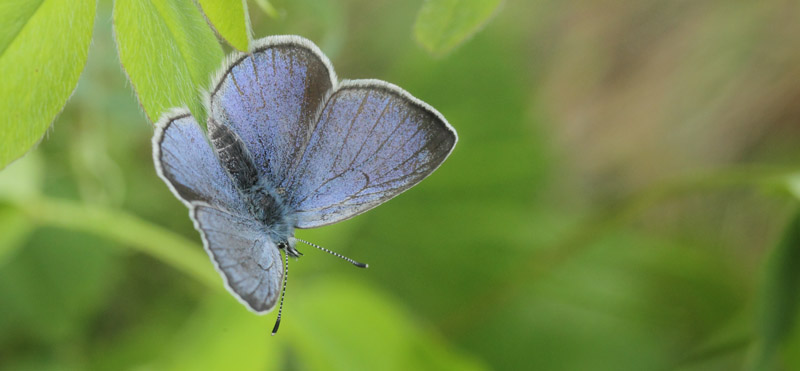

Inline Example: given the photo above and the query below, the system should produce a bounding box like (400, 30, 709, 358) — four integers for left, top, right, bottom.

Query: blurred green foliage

(2, 0, 800, 370)
(753, 214, 800, 370)
(414, 0, 502, 57)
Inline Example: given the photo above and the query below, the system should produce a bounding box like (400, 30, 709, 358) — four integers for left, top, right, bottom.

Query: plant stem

(12, 196, 221, 289)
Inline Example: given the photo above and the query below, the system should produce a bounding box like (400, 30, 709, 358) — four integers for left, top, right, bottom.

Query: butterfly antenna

(271, 250, 290, 336)
(296, 238, 368, 268)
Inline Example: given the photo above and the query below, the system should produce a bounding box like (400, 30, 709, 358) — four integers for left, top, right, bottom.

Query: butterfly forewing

(286, 80, 457, 228)
(153, 111, 246, 214)
(208, 37, 335, 186)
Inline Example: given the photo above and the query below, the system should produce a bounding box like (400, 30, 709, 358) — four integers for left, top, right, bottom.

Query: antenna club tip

(272, 318, 281, 335)
(355, 262, 368, 268)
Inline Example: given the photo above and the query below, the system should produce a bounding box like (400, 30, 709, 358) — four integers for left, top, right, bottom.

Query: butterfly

(152, 35, 457, 334)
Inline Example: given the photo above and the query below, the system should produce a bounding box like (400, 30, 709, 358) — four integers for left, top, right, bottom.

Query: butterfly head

(278, 237, 302, 258)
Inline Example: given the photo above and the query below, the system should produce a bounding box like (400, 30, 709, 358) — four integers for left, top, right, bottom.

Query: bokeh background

(2, 0, 800, 370)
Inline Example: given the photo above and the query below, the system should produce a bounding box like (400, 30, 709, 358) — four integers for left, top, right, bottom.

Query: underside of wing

(192, 205, 283, 314)
(153, 110, 245, 214)
(207, 36, 336, 186)
(286, 80, 458, 228)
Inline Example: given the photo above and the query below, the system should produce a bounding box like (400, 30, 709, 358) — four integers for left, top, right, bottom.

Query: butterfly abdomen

(208, 118, 259, 191)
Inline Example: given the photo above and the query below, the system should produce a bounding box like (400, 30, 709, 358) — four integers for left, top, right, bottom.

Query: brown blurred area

(522, 1, 800, 193)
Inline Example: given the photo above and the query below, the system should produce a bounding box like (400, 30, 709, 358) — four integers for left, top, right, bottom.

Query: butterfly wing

(153, 111, 282, 314)
(153, 109, 245, 213)
(207, 36, 335, 186)
(285, 80, 457, 228)
(192, 205, 283, 313)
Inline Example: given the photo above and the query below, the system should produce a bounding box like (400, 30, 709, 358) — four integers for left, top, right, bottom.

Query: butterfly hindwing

(286, 80, 457, 228)
(193, 205, 283, 313)
(208, 36, 335, 186)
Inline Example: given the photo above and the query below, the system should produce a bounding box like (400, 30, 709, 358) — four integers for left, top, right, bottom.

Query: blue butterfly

(152, 36, 457, 334)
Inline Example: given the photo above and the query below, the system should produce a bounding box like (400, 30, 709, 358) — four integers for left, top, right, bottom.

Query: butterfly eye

(277, 242, 287, 249)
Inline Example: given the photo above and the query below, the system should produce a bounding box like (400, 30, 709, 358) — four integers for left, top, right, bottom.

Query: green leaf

(252, 0, 280, 19)
(155, 293, 280, 371)
(197, 0, 251, 51)
(752, 212, 800, 370)
(0, 0, 96, 170)
(113, 0, 223, 126)
(413, 0, 502, 57)
(285, 277, 488, 371)
(153, 277, 485, 370)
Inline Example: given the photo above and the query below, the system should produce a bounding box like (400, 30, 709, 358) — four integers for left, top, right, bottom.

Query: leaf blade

(286, 277, 488, 371)
(156, 293, 280, 371)
(197, 0, 251, 51)
(113, 0, 223, 126)
(413, 0, 502, 57)
(0, 0, 96, 169)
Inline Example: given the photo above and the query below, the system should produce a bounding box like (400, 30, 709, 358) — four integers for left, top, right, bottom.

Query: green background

(2, 0, 800, 370)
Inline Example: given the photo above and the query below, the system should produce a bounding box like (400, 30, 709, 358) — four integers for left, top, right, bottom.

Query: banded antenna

(271, 251, 290, 335)
(296, 238, 369, 268)
(271, 239, 367, 335)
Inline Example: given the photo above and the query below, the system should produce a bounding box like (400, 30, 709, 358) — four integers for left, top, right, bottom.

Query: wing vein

(343, 96, 391, 173)
(331, 91, 370, 171)
(230, 70, 245, 97)
(250, 57, 267, 109)
(371, 122, 425, 179)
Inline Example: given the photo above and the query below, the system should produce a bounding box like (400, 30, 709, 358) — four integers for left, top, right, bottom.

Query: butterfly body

(153, 35, 456, 315)
(208, 118, 298, 254)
